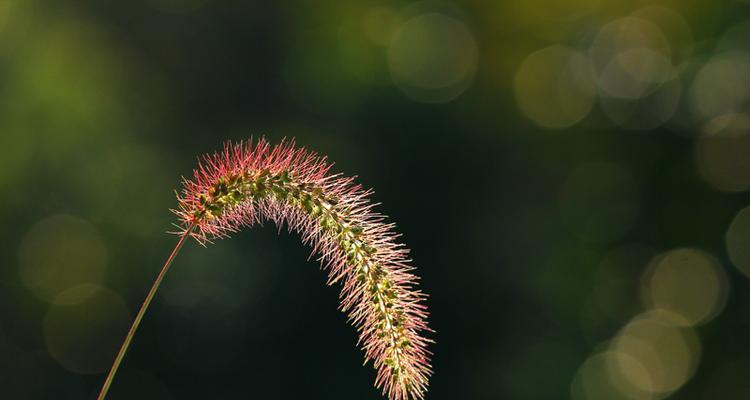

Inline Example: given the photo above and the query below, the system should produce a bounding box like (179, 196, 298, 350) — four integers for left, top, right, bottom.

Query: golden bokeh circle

(611, 312, 701, 396)
(18, 215, 108, 302)
(571, 350, 653, 400)
(43, 284, 130, 374)
(514, 46, 596, 128)
(641, 248, 728, 326)
(388, 13, 478, 103)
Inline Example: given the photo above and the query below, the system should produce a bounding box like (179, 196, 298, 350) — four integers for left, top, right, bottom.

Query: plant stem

(97, 224, 194, 400)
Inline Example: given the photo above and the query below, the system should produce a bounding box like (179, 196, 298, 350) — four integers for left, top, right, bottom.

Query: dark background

(2, 0, 750, 399)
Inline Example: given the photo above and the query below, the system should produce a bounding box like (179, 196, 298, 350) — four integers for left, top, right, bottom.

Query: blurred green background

(2, 0, 750, 398)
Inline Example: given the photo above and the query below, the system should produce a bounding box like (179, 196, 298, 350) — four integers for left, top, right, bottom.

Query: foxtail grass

(98, 138, 433, 400)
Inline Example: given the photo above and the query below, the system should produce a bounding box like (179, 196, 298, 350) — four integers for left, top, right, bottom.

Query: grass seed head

(174, 138, 433, 400)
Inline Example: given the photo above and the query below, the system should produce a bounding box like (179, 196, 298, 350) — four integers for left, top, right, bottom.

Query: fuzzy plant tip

(173, 138, 433, 400)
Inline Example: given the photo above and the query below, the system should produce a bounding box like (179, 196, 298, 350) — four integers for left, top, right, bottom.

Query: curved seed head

(174, 138, 433, 400)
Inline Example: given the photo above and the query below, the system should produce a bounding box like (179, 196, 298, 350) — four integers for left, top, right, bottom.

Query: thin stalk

(97, 224, 195, 400)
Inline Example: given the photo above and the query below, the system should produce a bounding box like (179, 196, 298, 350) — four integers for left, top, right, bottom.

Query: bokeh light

(590, 17, 673, 100)
(641, 248, 728, 326)
(18, 215, 108, 302)
(611, 312, 701, 396)
(387, 12, 478, 103)
(630, 6, 693, 68)
(689, 52, 750, 121)
(514, 46, 596, 128)
(43, 284, 130, 374)
(694, 113, 750, 192)
(726, 206, 750, 277)
(571, 350, 653, 400)
(559, 162, 640, 243)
